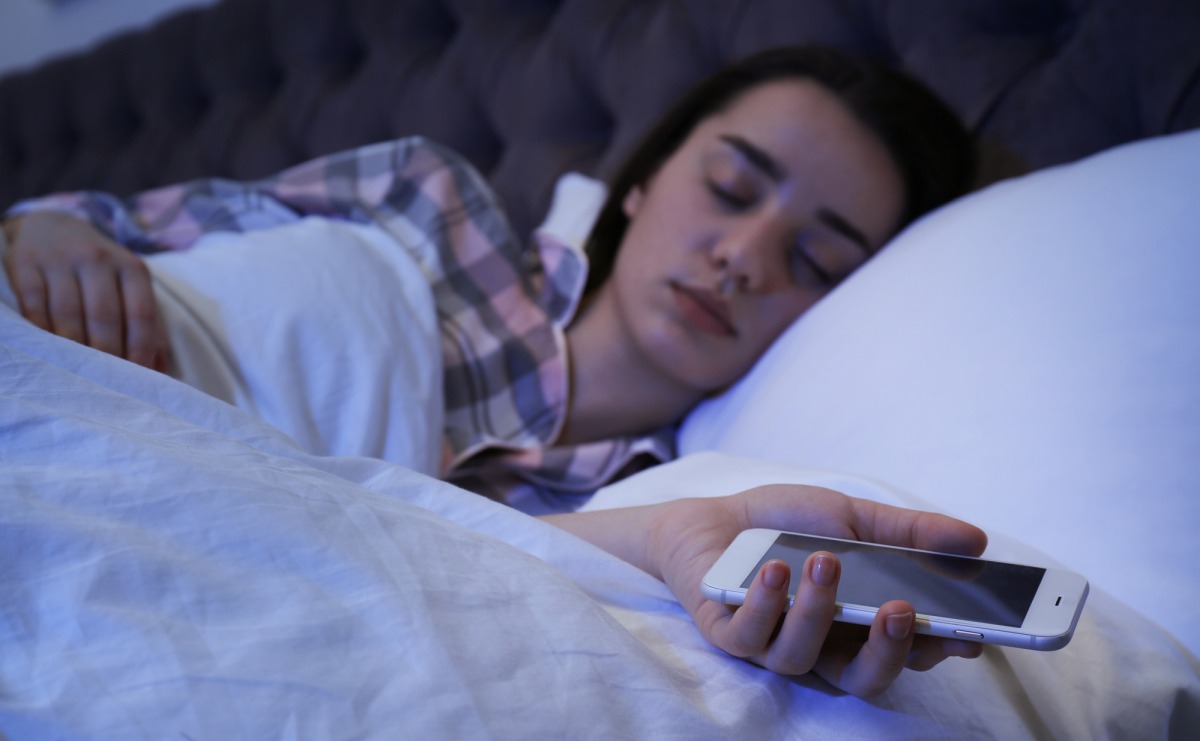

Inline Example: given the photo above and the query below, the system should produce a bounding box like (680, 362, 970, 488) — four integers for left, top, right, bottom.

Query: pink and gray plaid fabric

(11, 138, 672, 509)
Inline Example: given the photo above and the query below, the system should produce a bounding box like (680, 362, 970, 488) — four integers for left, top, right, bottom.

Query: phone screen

(747, 533, 1046, 627)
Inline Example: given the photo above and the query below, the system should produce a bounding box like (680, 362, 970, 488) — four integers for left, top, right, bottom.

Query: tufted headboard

(1, 0, 1198, 238)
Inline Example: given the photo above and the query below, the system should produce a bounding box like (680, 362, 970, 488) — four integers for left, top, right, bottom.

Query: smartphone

(701, 529, 1089, 650)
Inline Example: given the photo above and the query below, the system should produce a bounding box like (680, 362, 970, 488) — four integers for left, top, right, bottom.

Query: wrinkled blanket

(2, 293, 1198, 739)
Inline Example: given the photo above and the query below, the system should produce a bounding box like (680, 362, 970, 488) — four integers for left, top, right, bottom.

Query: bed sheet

(3, 280, 1199, 738)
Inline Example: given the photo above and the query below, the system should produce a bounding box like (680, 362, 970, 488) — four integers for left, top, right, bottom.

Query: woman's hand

(544, 484, 988, 698)
(3, 211, 168, 370)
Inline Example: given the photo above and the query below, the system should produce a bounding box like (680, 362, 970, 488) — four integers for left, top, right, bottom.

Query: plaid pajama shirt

(10, 138, 673, 511)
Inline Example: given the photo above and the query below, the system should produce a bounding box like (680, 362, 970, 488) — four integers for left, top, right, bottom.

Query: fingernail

(886, 611, 914, 641)
(811, 554, 837, 587)
(762, 560, 787, 591)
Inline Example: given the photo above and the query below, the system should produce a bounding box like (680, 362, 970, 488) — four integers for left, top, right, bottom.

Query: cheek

(611, 212, 697, 292)
(713, 297, 813, 386)
(619, 180, 712, 262)
(609, 230, 661, 301)
(613, 209, 665, 274)
(752, 292, 821, 342)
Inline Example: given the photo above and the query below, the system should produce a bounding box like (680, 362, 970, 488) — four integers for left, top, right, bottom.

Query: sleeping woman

(2, 46, 983, 696)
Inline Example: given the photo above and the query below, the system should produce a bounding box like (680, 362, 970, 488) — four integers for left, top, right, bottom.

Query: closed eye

(801, 255, 835, 286)
(793, 241, 837, 286)
(707, 181, 753, 210)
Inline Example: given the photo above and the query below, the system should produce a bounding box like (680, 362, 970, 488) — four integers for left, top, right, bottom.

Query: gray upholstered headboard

(2, 0, 1198, 238)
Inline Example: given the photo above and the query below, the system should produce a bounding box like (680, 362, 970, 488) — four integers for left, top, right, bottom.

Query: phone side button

(954, 630, 984, 640)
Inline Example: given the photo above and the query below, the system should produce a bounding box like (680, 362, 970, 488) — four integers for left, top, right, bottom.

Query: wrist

(643, 496, 740, 583)
(541, 501, 675, 580)
(2, 212, 55, 246)
(643, 499, 690, 582)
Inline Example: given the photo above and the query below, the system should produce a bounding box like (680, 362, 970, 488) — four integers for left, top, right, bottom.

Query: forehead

(698, 78, 868, 150)
(685, 78, 905, 243)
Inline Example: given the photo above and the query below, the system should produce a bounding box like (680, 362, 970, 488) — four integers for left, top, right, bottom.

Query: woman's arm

(542, 484, 988, 698)
(2, 138, 491, 365)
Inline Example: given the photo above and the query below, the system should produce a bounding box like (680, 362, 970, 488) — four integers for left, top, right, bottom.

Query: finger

(905, 635, 985, 672)
(719, 560, 791, 658)
(5, 254, 52, 331)
(115, 260, 161, 367)
(77, 262, 127, 357)
(816, 600, 916, 698)
(725, 484, 987, 558)
(151, 317, 172, 373)
(762, 552, 839, 675)
(850, 499, 988, 557)
(41, 264, 88, 344)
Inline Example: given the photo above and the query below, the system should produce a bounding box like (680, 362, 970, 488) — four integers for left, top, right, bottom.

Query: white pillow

(678, 130, 1200, 658)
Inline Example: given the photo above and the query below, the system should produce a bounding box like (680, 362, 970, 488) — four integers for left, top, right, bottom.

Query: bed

(2, 0, 1199, 738)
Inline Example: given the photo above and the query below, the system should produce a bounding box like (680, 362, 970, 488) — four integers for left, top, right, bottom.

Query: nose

(711, 217, 789, 294)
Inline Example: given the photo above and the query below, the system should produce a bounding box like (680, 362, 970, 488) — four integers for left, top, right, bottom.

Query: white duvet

(2, 238, 1198, 738)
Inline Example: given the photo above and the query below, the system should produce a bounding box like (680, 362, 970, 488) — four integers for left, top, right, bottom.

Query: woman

(1, 46, 972, 507)
(2, 46, 983, 695)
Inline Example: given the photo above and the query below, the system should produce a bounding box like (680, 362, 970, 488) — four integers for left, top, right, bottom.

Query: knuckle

(721, 642, 753, 660)
(723, 630, 765, 659)
(768, 652, 818, 677)
(852, 678, 892, 699)
(18, 283, 47, 308)
(790, 598, 834, 626)
(866, 638, 909, 675)
(843, 650, 906, 698)
(76, 244, 115, 268)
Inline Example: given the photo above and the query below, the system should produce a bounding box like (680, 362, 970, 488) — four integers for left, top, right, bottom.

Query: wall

(0, 0, 218, 77)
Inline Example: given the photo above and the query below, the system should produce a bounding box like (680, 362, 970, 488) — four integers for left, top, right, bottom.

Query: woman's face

(604, 78, 905, 394)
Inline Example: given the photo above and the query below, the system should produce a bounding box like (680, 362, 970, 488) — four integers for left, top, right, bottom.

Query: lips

(670, 281, 737, 337)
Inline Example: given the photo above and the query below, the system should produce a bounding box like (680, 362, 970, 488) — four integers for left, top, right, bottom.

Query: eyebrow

(719, 134, 786, 181)
(719, 134, 872, 254)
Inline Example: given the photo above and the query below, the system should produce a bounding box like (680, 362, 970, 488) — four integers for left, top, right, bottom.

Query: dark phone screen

(744, 533, 1045, 627)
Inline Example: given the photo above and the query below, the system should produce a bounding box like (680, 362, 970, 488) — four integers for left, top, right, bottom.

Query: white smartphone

(701, 529, 1089, 650)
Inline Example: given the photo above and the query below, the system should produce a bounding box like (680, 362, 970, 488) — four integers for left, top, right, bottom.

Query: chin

(677, 365, 747, 399)
(642, 326, 755, 394)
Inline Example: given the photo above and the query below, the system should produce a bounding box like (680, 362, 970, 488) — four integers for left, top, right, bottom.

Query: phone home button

(954, 630, 985, 640)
